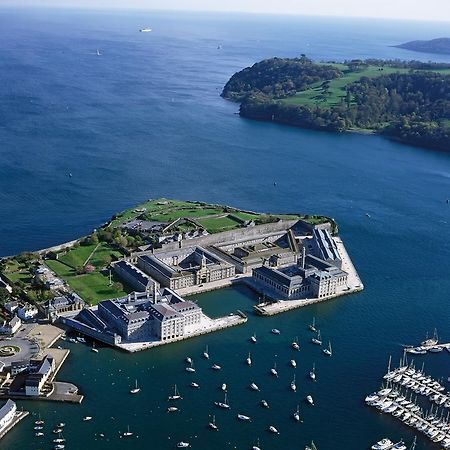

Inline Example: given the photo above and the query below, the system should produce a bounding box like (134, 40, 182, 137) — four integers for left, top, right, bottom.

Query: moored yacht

(168, 384, 182, 400)
(271, 328, 281, 335)
(293, 405, 301, 422)
(290, 359, 297, 368)
(250, 333, 257, 343)
(212, 363, 221, 370)
(268, 425, 279, 434)
(130, 379, 140, 394)
(250, 382, 260, 391)
(309, 363, 316, 381)
(292, 337, 300, 350)
(371, 438, 394, 450)
(208, 414, 218, 431)
(237, 413, 251, 421)
(177, 442, 190, 448)
(270, 362, 278, 377)
(311, 330, 322, 345)
(215, 393, 230, 409)
(306, 395, 314, 406)
(309, 317, 317, 332)
(323, 341, 332, 356)
(247, 352, 252, 366)
(203, 345, 209, 359)
(290, 375, 297, 392)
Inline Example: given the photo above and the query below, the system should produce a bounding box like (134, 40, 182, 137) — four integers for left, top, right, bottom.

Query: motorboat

(83, 416, 92, 421)
(306, 395, 314, 406)
(185, 357, 193, 364)
(130, 379, 140, 394)
(35, 432, 44, 437)
(203, 345, 209, 359)
(167, 406, 179, 412)
(268, 425, 279, 434)
(250, 333, 257, 343)
(250, 382, 260, 391)
(177, 442, 190, 448)
(292, 337, 300, 350)
(271, 328, 281, 335)
(34, 425, 43, 430)
(247, 352, 252, 366)
(237, 414, 251, 421)
(212, 364, 221, 370)
(290, 359, 297, 368)
(190, 382, 199, 388)
(53, 428, 63, 434)
(139, 28, 152, 32)
(371, 438, 394, 450)
(168, 384, 182, 400)
(57, 423, 65, 428)
(261, 399, 269, 408)
(215, 393, 230, 409)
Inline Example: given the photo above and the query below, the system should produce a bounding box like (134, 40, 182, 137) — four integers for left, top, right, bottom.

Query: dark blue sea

(1, 8, 450, 450)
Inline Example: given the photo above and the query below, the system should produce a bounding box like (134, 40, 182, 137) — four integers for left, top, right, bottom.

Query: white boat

(185, 361, 196, 373)
(212, 364, 221, 370)
(123, 426, 133, 437)
(130, 379, 140, 394)
(168, 384, 182, 400)
(252, 438, 262, 450)
(293, 405, 300, 422)
(421, 329, 438, 347)
(290, 374, 296, 392)
(290, 359, 297, 368)
(53, 428, 63, 434)
(268, 425, 279, 434)
(221, 383, 227, 392)
(371, 438, 394, 450)
(35, 415, 44, 425)
(323, 341, 332, 356)
(57, 423, 65, 428)
(311, 330, 322, 345)
(91, 341, 99, 353)
(237, 413, 251, 421)
(250, 333, 257, 343)
(190, 382, 199, 388)
(250, 382, 260, 391)
(139, 28, 152, 32)
(53, 437, 65, 443)
(177, 442, 190, 448)
(271, 328, 281, 334)
(54, 445, 65, 450)
(167, 406, 179, 412)
(310, 363, 316, 381)
(306, 395, 314, 406)
(83, 416, 92, 421)
(247, 352, 252, 366)
(203, 345, 209, 359)
(270, 362, 278, 377)
(261, 399, 269, 408)
(77, 336, 86, 343)
(292, 337, 300, 350)
(208, 415, 218, 431)
(185, 357, 193, 364)
(35, 432, 44, 437)
(309, 317, 317, 332)
(215, 393, 230, 409)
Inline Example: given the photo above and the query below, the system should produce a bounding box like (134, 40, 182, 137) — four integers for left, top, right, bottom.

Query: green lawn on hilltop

(58, 242, 122, 270)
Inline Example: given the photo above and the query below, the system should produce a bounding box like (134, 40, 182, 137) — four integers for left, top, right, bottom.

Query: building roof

(254, 265, 304, 289)
(0, 399, 16, 419)
(171, 301, 200, 312)
(312, 229, 341, 262)
(150, 303, 183, 321)
(114, 261, 153, 289)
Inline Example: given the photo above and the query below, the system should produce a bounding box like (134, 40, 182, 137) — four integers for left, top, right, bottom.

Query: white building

(0, 316, 21, 335)
(17, 303, 38, 321)
(0, 399, 16, 434)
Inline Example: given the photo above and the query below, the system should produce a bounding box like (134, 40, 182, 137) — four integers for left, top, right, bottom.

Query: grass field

(3, 260, 33, 284)
(45, 259, 129, 304)
(58, 243, 122, 269)
(196, 215, 242, 233)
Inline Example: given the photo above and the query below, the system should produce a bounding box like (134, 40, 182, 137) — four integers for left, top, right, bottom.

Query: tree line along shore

(221, 56, 450, 152)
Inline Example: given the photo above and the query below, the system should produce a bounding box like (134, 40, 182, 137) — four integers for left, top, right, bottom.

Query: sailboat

(96, 49, 101, 56)
(323, 341, 332, 356)
(250, 333, 257, 343)
(310, 363, 316, 381)
(123, 425, 133, 437)
(292, 337, 300, 350)
(176, 442, 190, 448)
(246, 352, 252, 366)
(268, 425, 279, 434)
(35, 414, 45, 425)
(214, 393, 230, 409)
(290, 374, 297, 392)
(185, 356, 193, 364)
(203, 345, 209, 359)
(306, 395, 314, 406)
(237, 413, 251, 421)
(250, 382, 260, 391)
(211, 363, 221, 370)
(270, 362, 278, 377)
(309, 317, 317, 332)
(190, 381, 199, 388)
(293, 404, 301, 422)
(311, 330, 322, 345)
(208, 414, 218, 431)
(91, 341, 99, 353)
(305, 441, 318, 450)
(252, 438, 262, 450)
(290, 359, 297, 368)
(185, 361, 196, 372)
(260, 399, 269, 408)
(221, 383, 227, 392)
(130, 379, 140, 394)
(168, 384, 182, 400)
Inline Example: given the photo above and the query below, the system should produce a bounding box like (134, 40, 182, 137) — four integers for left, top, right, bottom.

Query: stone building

(137, 246, 235, 290)
(112, 260, 155, 293)
(45, 293, 84, 320)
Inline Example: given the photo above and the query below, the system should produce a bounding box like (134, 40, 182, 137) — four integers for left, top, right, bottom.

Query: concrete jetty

(0, 410, 29, 440)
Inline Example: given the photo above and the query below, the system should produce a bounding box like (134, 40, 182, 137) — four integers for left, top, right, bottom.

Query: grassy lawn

(231, 211, 261, 221)
(196, 215, 241, 233)
(58, 243, 122, 269)
(149, 207, 225, 222)
(45, 259, 129, 304)
(3, 260, 33, 283)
